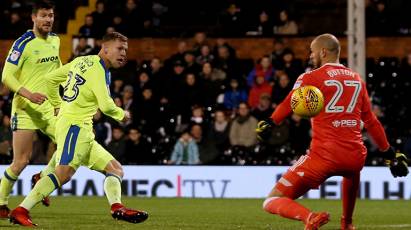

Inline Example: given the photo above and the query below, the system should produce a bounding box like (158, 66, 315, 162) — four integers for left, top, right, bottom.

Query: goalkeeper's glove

(256, 119, 274, 142)
(384, 147, 409, 178)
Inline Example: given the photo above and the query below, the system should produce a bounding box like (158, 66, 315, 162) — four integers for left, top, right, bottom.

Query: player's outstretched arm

(382, 147, 409, 177)
(45, 63, 72, 108)
(360, 83, 409, 177)
(91, 70, 125, 122)
(270, 90, 293, 125)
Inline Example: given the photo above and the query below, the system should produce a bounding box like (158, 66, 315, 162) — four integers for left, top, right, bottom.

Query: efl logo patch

(9, 50, 21, 62)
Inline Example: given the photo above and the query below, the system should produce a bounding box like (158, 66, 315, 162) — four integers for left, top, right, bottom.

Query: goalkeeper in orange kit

(256, 33, 409, 230)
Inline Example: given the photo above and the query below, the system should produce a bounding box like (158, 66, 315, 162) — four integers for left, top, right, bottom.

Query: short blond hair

(102, 32, 128, 43)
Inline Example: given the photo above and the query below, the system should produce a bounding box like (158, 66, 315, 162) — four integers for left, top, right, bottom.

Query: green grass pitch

(1, 197, 411, 229)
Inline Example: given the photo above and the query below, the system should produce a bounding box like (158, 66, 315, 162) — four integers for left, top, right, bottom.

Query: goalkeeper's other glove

(256, 119, 274, 142)
(384, 147, 409, 178)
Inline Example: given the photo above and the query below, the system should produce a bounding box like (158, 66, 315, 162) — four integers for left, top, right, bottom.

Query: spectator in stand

(135, 71, 153, 97)
(247, 55, 276, 87)
(278, 49, 304, 82)
(152, 0, 168, 31)
(167, 41, 188, 66)
(124, 0, 152, 37)
(366, 0, 393, 35)
(135, 87, 159, 135)
(169, 131, 200, 165)
(162, 60, 186, 105)
(207, 110, 230, 156)
(224, 79, 248, 111)
(288, 114, 311, 155)
(248, 75, 273, 109)
(252, 94, 273, 121)
(89, 39, 102, 55)
(271, 39, 287, 69)
(93, 110, 112, 147)
(400, 54, 411, 93)
(218, 3, 244, 36)
(213, 45, 239, 79)
(107, 126, 127, 163)
(196, 45, 215, 65)
(3, 12, 26, 39)
(273, 10, 298, 35)
(192, 32, 208, 56)
(199, 62, 226, 106)
(199, 62, 226, 83)
(0, 82, 12, 115)
(111, 78, 124, 98)
(191, 124, 219, 164)
(0, 84, 14, 114)
(111, 15, 127, 35)
(404, 129, 411, 160)
(122, 85, 136, 126)
(91, 1, 110, 38)
(0, 114, 12, 157)
(149, 57, 167, 101)
(229, 102, 258, 147)
(71, 37, 93, 60)
(149, 57, 165, 83)
(177, 73, 205, 121)
(106, 26, 116, 34)
(114, 96, 123, 108)
(400, 53, 411, 74)
(184, 51, 201, 74)
(125, 126, 153, 164)
(79, 14, 97, 38)
(190, 106, 206, 127)
(272, 72, 292, 107)
(123, 0, 140, 37)
(213, 38, 236, 59)
(248, 11, 273, 37)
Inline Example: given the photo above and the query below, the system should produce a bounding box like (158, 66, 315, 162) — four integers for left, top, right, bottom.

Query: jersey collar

(323, 63, 345, 67)
(99, 57, 111, 85)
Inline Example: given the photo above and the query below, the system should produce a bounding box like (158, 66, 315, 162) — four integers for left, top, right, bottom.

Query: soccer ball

(290, 85, 324, 117)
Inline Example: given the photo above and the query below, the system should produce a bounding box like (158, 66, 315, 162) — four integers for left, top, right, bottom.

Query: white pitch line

(365, 224, 411, 229)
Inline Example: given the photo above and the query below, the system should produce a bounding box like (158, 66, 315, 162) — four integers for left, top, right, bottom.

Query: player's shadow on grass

(0, 223, 15, 228)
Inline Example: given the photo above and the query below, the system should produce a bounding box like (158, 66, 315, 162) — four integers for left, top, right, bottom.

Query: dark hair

(102, 32, 128, 43)
(32, 0, 55, 14)
(126, 125, 141, 134)
(112, 125, 124, 132)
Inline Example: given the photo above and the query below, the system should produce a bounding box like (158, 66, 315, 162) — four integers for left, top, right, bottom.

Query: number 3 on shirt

(324, 80, 361, 113)
(63, 71, 86, 102)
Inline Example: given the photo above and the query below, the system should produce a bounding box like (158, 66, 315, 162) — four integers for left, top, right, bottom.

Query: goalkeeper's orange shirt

(270, 63, 389, 165)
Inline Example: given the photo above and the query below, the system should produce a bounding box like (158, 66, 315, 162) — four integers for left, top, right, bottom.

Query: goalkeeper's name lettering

(326, 69, 354, 78)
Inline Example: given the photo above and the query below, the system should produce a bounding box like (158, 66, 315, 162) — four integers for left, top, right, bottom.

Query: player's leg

(31, 116, 58, 207)
(20, 165, 75, 211)
(10, 165, 76, 226)
(262, 155, 330, 230)
(88, 142, 148, 223)
(10, 122, 84, 226)
(341, 172, 360, 230)
(38, 115, 58, 178)
(263, 175, 312, 223)
(0, 129, 34, 217)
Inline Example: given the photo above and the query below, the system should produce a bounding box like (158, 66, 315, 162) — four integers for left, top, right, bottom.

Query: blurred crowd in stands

(3, 0, 411, 38)
(2, 33, 411, 166)
(0, 0, 411, 166)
